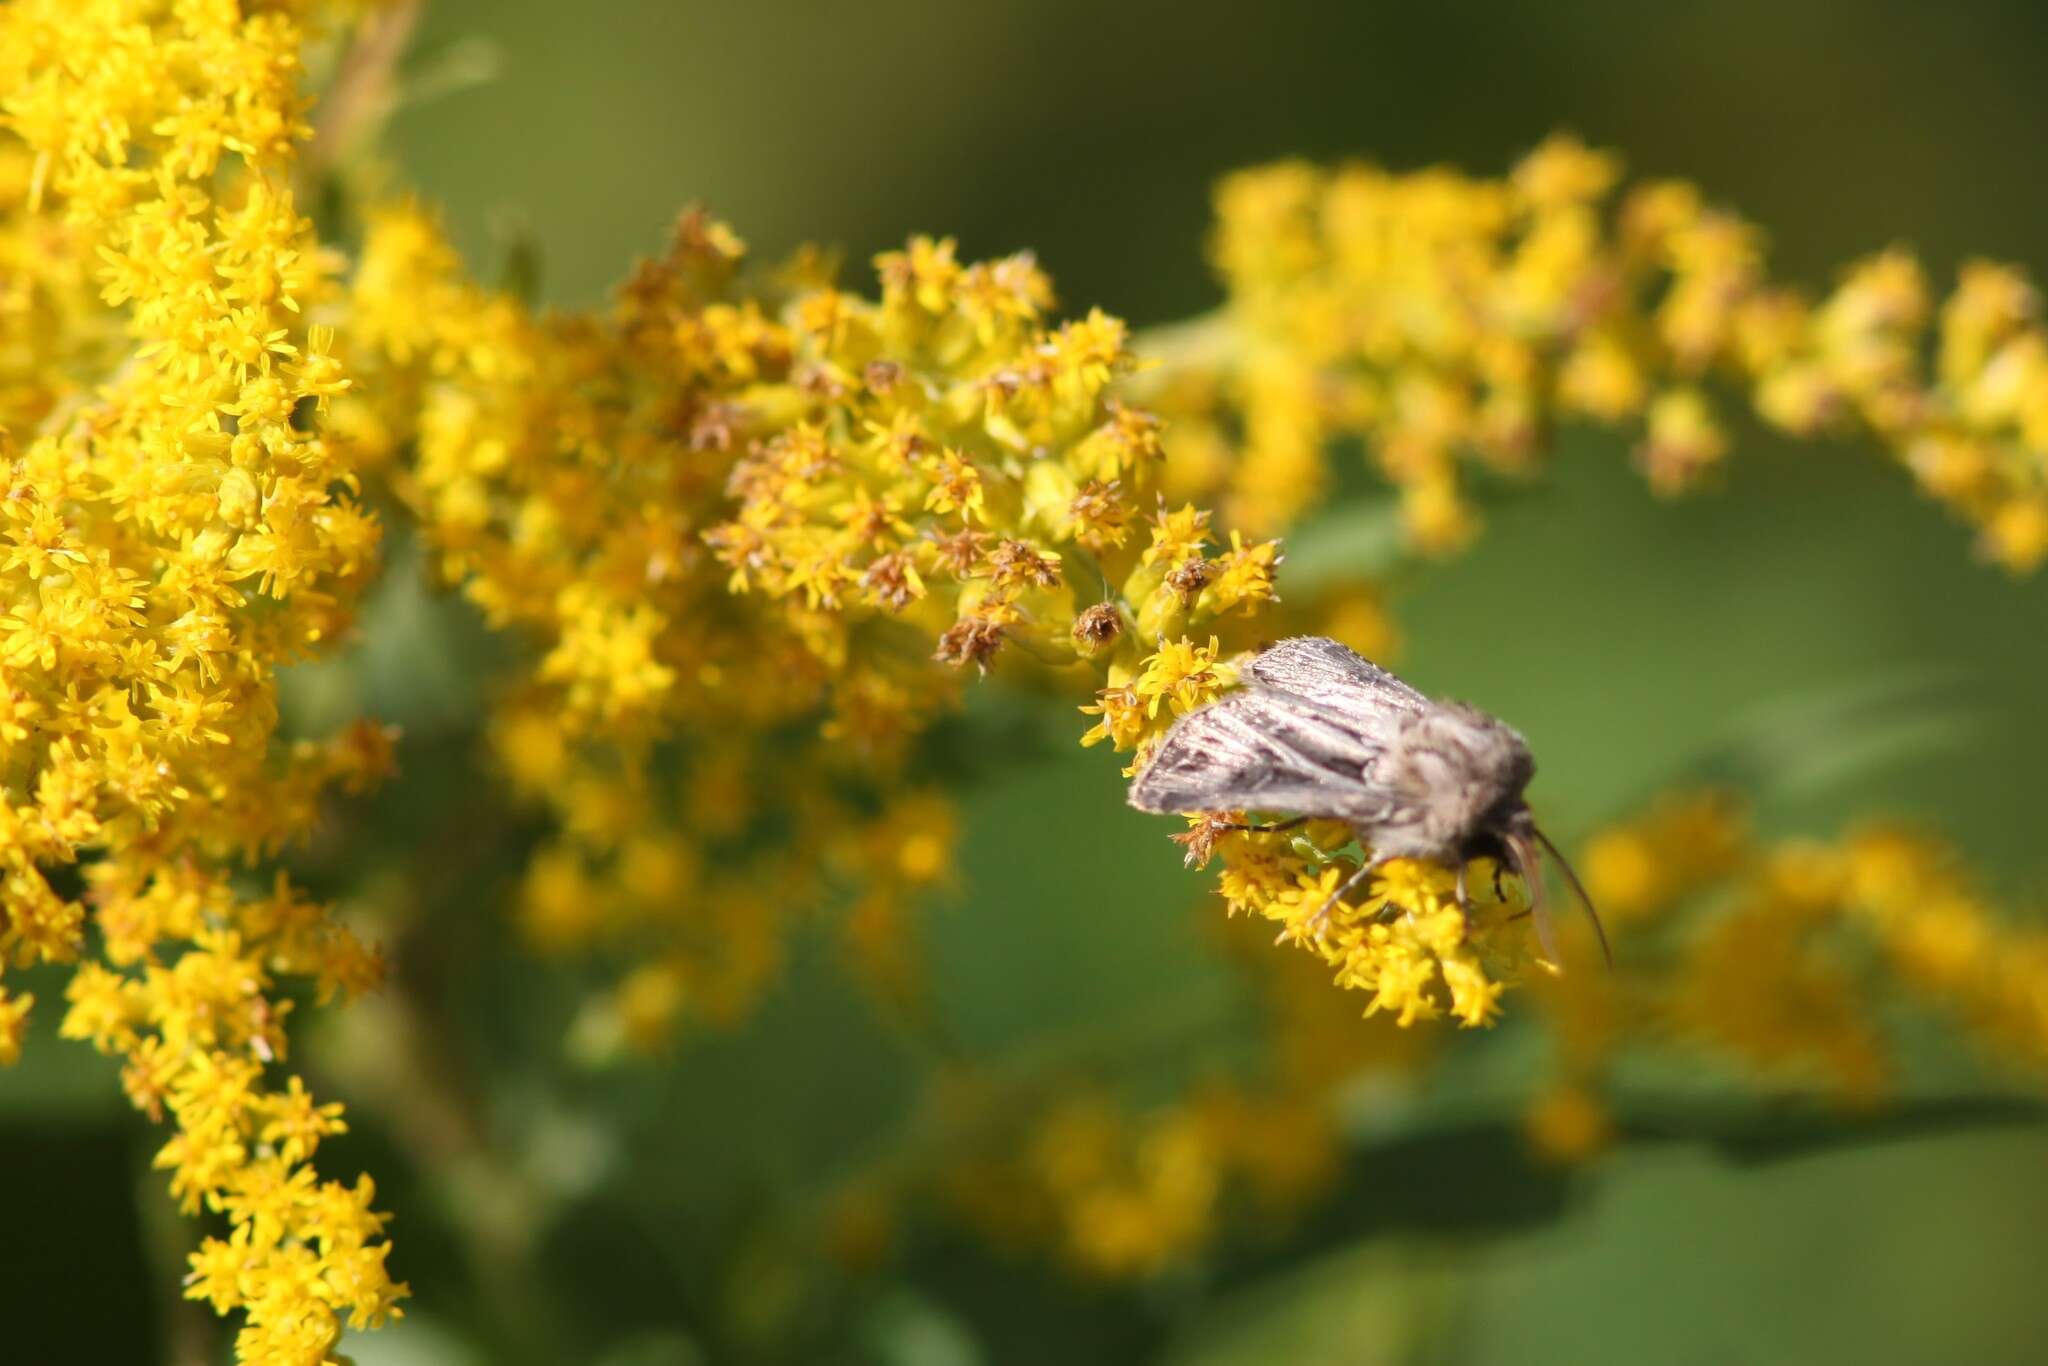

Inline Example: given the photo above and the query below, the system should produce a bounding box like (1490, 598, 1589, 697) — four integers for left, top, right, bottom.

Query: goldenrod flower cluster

(945, 1091, 1228, 1279)
(1521, 791, 2048, 1161)
(1171, 815, 1538, 1028)
(904, 796, 2048, 1278)
(338, 204, 859, 1036)
(9, 0, 2048, 1341)
(334, 205, 1209, 1037)
(0, 1, 403, 1361)
(1167, 133, 2048, 569)
(333, 199, 1506, 1043)
(946, 1086, 1359, 1282)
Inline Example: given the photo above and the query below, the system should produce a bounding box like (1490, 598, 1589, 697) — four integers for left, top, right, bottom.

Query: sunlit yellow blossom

(0, 1, 405, 1357)
(1518, 794, 2048, 1157)
(1133, 635, 1237, 718)
(9, 0, 2048, 1343)
(1179, 806, 1538, 1028)
(1160, 134, 2048, 570)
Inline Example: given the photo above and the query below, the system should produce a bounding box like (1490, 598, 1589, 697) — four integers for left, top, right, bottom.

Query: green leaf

(1272, 499, 1408, 591)
(0, 966, 124, 1120)
(1161, 1241, 1471, 1366)
(861, 1290, 986, 1366)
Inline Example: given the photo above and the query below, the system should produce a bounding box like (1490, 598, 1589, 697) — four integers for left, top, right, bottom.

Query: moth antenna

(1533, 825, 1613, 969)
(1506, 830, 1564, 972)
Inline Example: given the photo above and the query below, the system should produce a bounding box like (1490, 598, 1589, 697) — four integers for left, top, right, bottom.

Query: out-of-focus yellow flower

(1162, 133, 2048, 571)
(1524, 1083, 1615, 1164)
(1843, 826, 2048, 1073)
(863, 904, 1434, 1283)
(1519, 794, 2048, 1165)
(1580, 788, 1748, 923)
(0, 986, 29, 1066)
(1666, 852, 1891, 1106)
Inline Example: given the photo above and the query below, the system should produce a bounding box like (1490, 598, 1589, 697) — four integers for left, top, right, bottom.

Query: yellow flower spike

(348, 199, 1055, 1042)
(0, 1, 408, 1356)
(1160, 138, 2048, 573)
(1215, 846, 1536, 1029)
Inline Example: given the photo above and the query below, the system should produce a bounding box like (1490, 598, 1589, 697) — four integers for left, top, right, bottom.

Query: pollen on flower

(1133, 636, 1236, 717)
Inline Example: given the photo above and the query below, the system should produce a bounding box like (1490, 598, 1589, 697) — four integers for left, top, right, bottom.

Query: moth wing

(1247, 636, 1429, 717)
(1127, 688, 1398, 821)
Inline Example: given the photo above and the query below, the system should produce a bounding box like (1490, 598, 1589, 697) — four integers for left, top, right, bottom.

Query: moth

(1128, 636, 1609, 967)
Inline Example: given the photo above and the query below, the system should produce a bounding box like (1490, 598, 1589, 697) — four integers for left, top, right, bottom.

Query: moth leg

(1305, 858, 1380, 940)
(1209, 814, 1311, 835)
(1455, 860, 1470, 919)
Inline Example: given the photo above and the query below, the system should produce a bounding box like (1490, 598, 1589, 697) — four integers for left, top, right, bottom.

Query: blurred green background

(11, 2, 2048, 1362)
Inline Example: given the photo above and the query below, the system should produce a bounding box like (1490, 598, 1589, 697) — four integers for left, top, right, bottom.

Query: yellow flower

(1158, 135, 2048, 574)
(1133, 636, 1236, 717)
(0, 1, 404, 1356)
(1524, 1084, 1616, 1163)
(1579, 788, 1748, 922)
(1218, 831, 1535, 1029)
(0, 987, 30, 1066)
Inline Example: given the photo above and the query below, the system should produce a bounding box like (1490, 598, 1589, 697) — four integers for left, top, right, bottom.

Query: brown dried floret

(986, 538, 1061, 591)
(864, 360, 903, 396)
(933, 614, 1006, 672)
(1164, 556, 1214, 606)
(1071, 602, 1124, 656)
(928, 527, 989, 578)
(1068, 478, 1135, 551)
(861, 552, 925, 612)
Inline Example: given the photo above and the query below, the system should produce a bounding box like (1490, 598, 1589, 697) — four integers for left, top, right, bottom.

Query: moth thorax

(1384, 703, 1535, 850)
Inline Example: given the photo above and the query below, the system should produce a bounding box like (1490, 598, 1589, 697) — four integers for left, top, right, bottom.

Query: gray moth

(1127, 636, 1608, 967)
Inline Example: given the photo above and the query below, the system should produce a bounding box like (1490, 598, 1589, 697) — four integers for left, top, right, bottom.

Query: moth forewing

(1126, 688, 1394, 826)
(1129, 694, 1344, 820)
(1245, 634, 1429, 717)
